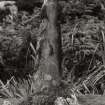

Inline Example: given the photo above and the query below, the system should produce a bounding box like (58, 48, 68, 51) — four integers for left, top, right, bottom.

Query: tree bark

(33, 0, 61, 94)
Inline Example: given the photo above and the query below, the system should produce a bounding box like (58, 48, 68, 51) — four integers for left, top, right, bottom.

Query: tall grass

(0, 76, 35, 99)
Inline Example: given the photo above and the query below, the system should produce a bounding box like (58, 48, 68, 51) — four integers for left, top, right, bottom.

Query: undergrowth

(0, 0, 105, 104)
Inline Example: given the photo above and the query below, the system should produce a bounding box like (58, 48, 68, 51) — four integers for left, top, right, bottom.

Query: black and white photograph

(0, 0, 104, 105)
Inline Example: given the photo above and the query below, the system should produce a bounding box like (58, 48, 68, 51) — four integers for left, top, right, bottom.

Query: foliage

(0, 0, 105, 104)
(0, 7, 41, 81)
(61, 0, 105, 95)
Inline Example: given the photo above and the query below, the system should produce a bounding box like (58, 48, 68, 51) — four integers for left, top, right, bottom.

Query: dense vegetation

(0, 0, 105, 105)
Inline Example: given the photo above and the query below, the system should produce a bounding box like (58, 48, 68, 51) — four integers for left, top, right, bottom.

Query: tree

(33, 0, 62, 94)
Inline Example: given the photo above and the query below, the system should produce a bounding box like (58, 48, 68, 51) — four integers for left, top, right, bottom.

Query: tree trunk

(33, 0, 61, 94)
